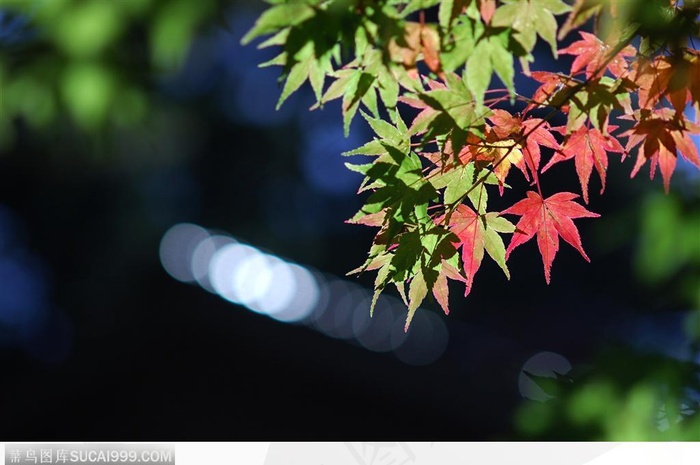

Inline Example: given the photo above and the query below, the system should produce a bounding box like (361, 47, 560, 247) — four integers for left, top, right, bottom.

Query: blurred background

(0, 0, 698, 440)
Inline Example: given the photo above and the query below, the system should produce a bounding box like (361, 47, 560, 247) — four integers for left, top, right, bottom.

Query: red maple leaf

(525, 71, 574, 112)
(447, 205, 512, 296)
(502, 191, 599, 284)
(478, 0, 496, 24)
(542, 126, 626, 203)
(622, 109, 700, 192)
(559, 31, 635, 79)
(520, 118, 560, 178)
(447, 205, 486, 296)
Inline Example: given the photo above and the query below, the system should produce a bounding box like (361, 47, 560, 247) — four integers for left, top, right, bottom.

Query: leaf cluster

(245, 0, 700, 328)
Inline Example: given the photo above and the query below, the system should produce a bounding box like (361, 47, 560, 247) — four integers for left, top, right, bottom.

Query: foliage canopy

(245, 0, 700, 329)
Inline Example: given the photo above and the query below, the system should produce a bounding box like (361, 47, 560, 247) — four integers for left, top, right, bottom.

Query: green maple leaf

(347, 142, 435, 241)
(396, 224, 462, 330)
(492, 0, 571, 57)
(274, 42, 334, 110)
(360, 111, 410, 154)
(241, 2, 316, 45)
(417, 75, 490, 138)
(401, 0, 442, 18)
(466, 29, 515, 107)
(440, 15, 476, 73)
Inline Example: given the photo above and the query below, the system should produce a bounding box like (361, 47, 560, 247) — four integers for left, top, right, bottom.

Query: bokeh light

(191, 234, 236, 292)
(198, 233, 323, 323)
(231, 251, 275, 310)
(159, 222, 450, 365)
(391, 309, 448, 366)
(159, 223, 210, 283)
(519, 351, 572, 402)
(353, 295, 404, 353)
(208, 242, 257, 304)
(252, 257, 297, 316)
(313, 281, 366, 340)
(271, 264, 319, 323)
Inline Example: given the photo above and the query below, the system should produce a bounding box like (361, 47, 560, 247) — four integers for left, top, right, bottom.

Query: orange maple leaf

(622, 109, 700, 192)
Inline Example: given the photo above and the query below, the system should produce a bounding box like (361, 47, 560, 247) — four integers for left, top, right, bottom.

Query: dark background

(1, 1, 698, 440)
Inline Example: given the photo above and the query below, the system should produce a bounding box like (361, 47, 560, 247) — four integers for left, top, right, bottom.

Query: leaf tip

(544, 266, 552, 285)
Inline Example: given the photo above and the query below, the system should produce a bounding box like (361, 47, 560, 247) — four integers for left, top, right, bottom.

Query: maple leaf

(431, 260, 467, 317)
(525, 71, 574, 112)
(558, 31, 635, 79)
(622, 109, 700, 192)
(557, 0, 624, 40)
(396, 224, 466, 330)
(446, 205, 514, 296)
(487, 108, 522, 139)
(478, 0, 497, 24)
(502, 191, 599, 284)
(465, 134, 523, 195)
(563, 76, 633, 133)
(558, 0, 611, 40)
(427, 74, 484, 129)
(631, 57, 677, 111)
(486, 110, 560, 183)
(318, 67, 379, 136)
(687, 50, 700, 106)
(388, 21, 424, 71)
(422, 131, 515, 200)
(491, 0, 572, 57)
(241, 3, 315, 45)
(466, 30, 515, 107)
(519, 117, 561, 178)
(542, 125, 625, 203)
(480, 139, 524, 193)
(388, 21, 443, 78)
(439, 0, 471, 30)
(632, 53, 700, 114)
(420, 24, 442, 76)
(398, 79, 446, 135)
